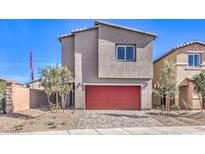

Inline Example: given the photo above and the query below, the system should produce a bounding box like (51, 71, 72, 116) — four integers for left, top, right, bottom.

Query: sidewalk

(1, 125, 205, 135)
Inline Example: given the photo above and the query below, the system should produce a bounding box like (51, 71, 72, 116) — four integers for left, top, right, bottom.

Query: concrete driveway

(2, 126, 205, 135)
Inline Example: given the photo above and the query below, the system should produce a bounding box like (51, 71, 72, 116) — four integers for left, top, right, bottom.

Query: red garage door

(85, 85, 141, 110)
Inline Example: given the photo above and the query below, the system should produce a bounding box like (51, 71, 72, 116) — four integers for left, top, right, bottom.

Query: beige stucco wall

(179, 86, 188, 109)
(153, 51, 177, 84)
(188, 81, 201, 109)
(176, 44, 205, 85)
(61, 25, 154, 109)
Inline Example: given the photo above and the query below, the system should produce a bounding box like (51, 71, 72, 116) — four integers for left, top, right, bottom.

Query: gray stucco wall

(141, 79, 152, 109)
(61, 36, 75, 108)
(61, 25, 154, 109)
(98, 24, 153, 79)
(62, 36, 74, 73)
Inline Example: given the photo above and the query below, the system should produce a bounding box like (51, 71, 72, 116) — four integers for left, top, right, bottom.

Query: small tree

(153, 60, 178, 117)
(0, 80, 6, 95)
(59, 66, 74, 112)
(39, 65, 74, 112)
(39, 67, 53, 110)
(0, 80, 6, 114)
(192, 69, 205, 112)
(50, 65, 61, 111)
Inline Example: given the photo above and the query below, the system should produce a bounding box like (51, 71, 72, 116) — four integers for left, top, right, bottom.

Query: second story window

(116, 45, 136, 62)
(188, 54, 200, 67)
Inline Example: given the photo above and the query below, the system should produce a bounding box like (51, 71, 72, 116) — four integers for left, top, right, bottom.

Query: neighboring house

(0, 78, 24, 86)
(58, 20, 157, 110)
(26, 79, 43, 90)
(153, 40, 205, 110)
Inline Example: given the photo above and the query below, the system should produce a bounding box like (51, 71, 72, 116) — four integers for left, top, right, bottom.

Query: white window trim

(188, 53, 201, 67)
(175, 63, 188, 66)
(116, 45, 136, 62)
(187, 50, 204, 54)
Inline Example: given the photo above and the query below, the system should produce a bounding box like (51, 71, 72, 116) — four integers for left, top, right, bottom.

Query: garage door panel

(85, 86, 140, 110)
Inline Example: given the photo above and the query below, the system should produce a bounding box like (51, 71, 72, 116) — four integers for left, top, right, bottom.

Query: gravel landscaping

(77, 110, 164, 129)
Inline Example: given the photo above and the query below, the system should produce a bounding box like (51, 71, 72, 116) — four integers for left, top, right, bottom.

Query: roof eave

(57, 33, 74, 42)
(25, 79, 40, 85)
(71, 26, 98, 33)
(57, 26, 98, 43)
(95, 20, 157, 38)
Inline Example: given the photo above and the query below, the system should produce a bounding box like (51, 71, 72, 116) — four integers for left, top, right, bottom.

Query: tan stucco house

(153, 40, 205, 110)
(58, 20, 157, 110)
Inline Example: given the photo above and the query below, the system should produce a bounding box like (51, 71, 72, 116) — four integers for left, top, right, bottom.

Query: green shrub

(0, 97, 6, 115)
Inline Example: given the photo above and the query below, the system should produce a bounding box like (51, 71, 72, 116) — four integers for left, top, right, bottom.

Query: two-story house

(153, 40, 205, 110)
(58, 20, 157, 110)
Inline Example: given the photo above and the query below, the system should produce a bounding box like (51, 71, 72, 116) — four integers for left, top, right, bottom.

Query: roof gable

(154, 40, 205, 63)
(95, 20, 157, 38)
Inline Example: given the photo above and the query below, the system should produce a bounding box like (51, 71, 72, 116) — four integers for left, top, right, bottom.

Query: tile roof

(154, 40, 205, 63)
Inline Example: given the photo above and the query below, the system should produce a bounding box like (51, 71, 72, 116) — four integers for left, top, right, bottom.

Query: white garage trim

(83, 82, 143, 86)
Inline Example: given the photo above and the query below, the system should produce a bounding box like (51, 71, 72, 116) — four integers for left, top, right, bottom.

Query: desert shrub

(170, 104, 180, 111)
(60, 122, 65, 126)
(13, 123, 25, 131)
(47, 121, 57, 129)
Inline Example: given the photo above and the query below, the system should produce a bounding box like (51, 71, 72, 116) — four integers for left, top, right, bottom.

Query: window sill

(185, 67, 203, 70)
(187, 50, 204, 53)
(116, 60, 136, 62)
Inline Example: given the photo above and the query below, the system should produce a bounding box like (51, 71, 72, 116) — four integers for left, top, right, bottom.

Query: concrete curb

(1, 126, 205, 135)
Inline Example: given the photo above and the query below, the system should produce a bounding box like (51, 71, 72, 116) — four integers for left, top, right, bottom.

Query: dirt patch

(147, 110, 205, 126)
(0, 108, 82, 133)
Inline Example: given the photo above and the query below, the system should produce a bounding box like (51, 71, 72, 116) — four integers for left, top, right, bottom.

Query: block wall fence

(5, 82, 48, 113)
